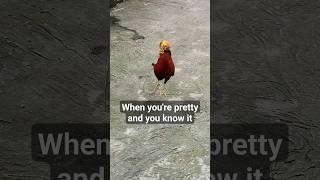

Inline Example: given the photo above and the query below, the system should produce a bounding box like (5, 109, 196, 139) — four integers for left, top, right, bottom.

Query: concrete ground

(110, 0, 210, 179)
(0, 0, 108, 179)
(212, 0, 320, 179)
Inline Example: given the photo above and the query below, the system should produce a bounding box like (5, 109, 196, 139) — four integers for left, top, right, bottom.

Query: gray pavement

(212, 0, 320, 179)
(0, 0, 108, 179)
(110, 0, 210, 179)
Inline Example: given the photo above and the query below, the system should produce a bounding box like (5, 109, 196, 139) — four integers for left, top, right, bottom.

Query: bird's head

(159, 40, 171, 54)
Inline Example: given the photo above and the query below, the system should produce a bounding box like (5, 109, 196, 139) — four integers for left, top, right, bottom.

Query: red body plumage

(152, 50, 175, 84)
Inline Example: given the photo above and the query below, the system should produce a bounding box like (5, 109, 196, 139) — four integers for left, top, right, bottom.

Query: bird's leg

(160, 84, 168, 96)
(163, 84, 168, 95)
(163, 84, 168, 96)
(160, 87, 166, 96)
(153, 80, 160, 92)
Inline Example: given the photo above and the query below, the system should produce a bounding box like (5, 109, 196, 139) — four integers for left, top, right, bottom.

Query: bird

(152, 40, 175, 96)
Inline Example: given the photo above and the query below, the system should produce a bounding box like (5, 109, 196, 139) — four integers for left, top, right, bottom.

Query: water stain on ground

(111, 16, 145, 41)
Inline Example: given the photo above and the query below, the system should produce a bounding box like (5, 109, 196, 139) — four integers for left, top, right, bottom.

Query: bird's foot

(163, 86, 168, 95)
(159, 89, 167, 97)
(153, 81, 160, 92)
(159, 86, 168, 97)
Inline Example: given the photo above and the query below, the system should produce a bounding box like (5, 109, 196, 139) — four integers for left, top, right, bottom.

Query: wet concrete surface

(1, 0, 319, 179)
(212, 0, 320, 179)
(0, 0, 108, 179)
(110, 0, 210, 179)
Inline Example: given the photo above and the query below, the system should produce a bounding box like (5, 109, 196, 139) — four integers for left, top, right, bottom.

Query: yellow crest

(160, 40, 170, 50)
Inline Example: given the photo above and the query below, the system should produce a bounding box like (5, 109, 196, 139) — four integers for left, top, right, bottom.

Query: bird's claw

(159, 86, 168, 97)
(160, 89, 167, 97)
(152, 81, 168, 97)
